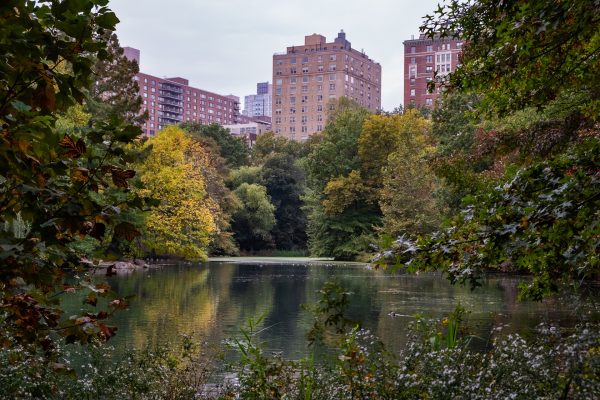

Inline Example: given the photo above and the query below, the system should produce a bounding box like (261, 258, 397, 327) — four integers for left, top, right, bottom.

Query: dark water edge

(61, 258, 599, 363)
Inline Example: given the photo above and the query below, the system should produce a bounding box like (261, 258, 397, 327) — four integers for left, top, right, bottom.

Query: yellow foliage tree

(137, 126, 217, 259)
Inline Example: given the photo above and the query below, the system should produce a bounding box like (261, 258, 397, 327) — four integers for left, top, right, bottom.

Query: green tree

(231, 183, 276, 252)
(252, 131, 306, 164)
(182, 122, 250, 168)
(423, 0, 600, 118)
(89, 32, 147, 126)
(261, 153, 307, 250)
(0, 0, 142, 351)
(377, 0, 600, 299)
(303, 100, 378, 259)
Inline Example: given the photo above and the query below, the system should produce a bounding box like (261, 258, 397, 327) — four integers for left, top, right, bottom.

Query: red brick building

(124, 47, 240, 137)
(403, 34, 463, 108)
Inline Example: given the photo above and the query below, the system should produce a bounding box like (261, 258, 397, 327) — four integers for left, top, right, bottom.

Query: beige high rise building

(272, 31, 382, 141)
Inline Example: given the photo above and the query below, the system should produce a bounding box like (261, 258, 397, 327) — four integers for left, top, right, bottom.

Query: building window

(329, 84, 336, 91)
(329, 74, 336, 81)
(302, 56, 309, 63)
(290, 57, 297, 64)
(318, 65, 324, 72)
(329, 64, 336, 71)
(290, 96, 296, 103)
(426, 98, 433, 106)
(302, 85, 308, 93)
(302, 76, 309, 83)
(301, 115, 308, 123)
(410, 78, 416, 86)
(411, 46, 416, 53)
(426, 55, 433, 63)
(317, 105, 323, 112)
(411, 57, 416, 64)
(426, 66, 433, 73)
(410, 89, 416, 97)
(302, 67, 309, 74)
(317, 75, 323, 82)
(426, 45, 433, 52)
(301, 126, 308, 133)
(291, 67, 297, 74)
(276, 79, 282, 85)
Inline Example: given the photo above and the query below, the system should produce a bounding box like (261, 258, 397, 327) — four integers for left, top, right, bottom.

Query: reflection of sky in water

(61, 259, 599, 360)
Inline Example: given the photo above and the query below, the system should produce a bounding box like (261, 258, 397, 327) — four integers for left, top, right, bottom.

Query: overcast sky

(110, 0, 442, 111)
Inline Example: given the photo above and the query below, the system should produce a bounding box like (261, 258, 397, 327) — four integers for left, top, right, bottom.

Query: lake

(63, 257, 598, 359)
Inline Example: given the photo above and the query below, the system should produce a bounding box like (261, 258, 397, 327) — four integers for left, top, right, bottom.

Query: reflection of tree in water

(62, 262, 598, 361)
(261, 266, 309, 355)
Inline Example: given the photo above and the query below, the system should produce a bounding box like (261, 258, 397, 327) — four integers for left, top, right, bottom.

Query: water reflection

(62, 260, 597, 359)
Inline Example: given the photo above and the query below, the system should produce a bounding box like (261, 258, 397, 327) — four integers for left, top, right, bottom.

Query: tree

(182, 122, 250, 168)
(89, 32, 147, 126)
(373, 111, 441, 237)
(231, 183, 276, 252)
(303, 100, 377, 259)
(0, 0, 142, 351)
(252, 131, 307, 164)
(137, 126, 216, 259)
(261, 153, 307, 250)
(422, 0, 600, 119)
(376, 0, 600, 299)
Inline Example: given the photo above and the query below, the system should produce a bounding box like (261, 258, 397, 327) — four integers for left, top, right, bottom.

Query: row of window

(138, 76, 237, 107)
(409, 42, 461, 53)
(274, 125, 323, 135)
(274, 114, 324, 123)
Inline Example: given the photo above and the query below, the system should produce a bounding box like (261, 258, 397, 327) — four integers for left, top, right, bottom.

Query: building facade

(403, 34, 463, 108)
(272, 31, 382, 141)
(223, 120, 272, 147)
(244, 82, 272, 118)
(124, 48, 241, 137)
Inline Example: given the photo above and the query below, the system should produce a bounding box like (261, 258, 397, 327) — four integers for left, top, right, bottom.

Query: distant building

(272, 31, 382, 141)
(244, 82, 272, 118)
(403, 34, 463, 108)
(123, 46, 140, 64)
(223, 120, 272, 147)
(124, 48, 241, 137)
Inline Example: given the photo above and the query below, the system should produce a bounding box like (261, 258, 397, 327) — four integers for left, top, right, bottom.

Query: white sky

(110, 0, 442, 111)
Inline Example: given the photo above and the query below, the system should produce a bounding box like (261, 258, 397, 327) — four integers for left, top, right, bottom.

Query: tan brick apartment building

(403, 34, 463, 108)
(272, 31, 382, 141)
(124, 47, 241, 137)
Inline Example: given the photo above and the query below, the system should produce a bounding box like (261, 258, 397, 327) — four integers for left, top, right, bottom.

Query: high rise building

(272, 31, 382, 141)
(124, 48, 241, 137)
(244, 82, 272, 118)
(403, 34, 463, 108)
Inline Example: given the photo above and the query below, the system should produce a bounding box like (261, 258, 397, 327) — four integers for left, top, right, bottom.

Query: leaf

(89, 222, 106, 240)
(98, 323, 117, 340)
(71, 167, 89, 182)
(85, 292, 97, 307)
(59, 135, 86, 158)
(113, 222, 140, 241)
(111, 168, 135, 188)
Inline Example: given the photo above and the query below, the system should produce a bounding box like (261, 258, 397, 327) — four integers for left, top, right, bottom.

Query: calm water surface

(64, 258, 598, 359)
